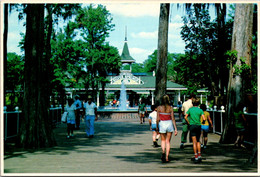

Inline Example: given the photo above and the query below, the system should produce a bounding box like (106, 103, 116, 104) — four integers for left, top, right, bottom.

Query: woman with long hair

(156, 94, 178, 163)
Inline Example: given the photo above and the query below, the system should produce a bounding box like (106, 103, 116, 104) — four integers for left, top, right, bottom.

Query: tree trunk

(155, 3, 170, 105)
(220, 4, 254, 143)
(17, 4, 56, 149)
(4, 4, 8, 106)
(100, 82, 106, 106)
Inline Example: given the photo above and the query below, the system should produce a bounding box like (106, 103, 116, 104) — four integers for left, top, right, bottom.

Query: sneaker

(153, 142, 160, 148)
(198, 156, 202, 163)
(201, 144, 204, 148)
(66, 136, 70, 139)
(203, 145, 207, 149)
(180, 143, 184, 149)
(70, 134, 74, 137)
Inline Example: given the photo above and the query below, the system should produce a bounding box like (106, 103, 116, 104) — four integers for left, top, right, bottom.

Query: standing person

(184, 98, 205, 163)
(200, 104, 213, 149)
(156, 95, 178, 163)
(65, 99, 76, 139)
(84, 95, 98, 138)
(138, 99, 147, 124)
(180, 94, 196, 149)
(234, 103, 247, 148)
(74, 95, 82, 130)
(149, 105, 160, 148)
(177, 101, 182, 121)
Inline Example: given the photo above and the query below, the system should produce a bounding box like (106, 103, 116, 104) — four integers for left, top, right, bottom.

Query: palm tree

(155, 3, 170, 105)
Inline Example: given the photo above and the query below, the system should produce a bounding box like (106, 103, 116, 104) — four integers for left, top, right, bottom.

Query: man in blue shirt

(74, 95, 82, 130)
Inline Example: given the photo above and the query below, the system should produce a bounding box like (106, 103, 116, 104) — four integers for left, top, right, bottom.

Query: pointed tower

(121, 26, 135, 72)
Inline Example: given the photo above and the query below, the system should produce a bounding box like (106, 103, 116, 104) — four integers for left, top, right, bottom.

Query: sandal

(161, 153, 166, 163)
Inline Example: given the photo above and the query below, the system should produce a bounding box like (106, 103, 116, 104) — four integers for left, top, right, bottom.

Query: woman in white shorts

(156, 95, 178, 163)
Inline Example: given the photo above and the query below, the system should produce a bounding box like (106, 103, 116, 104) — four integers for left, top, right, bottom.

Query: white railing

(4, 106, 62, 141)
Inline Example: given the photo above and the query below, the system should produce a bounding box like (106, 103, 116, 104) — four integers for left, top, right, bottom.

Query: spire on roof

(125, 26, 127, 41)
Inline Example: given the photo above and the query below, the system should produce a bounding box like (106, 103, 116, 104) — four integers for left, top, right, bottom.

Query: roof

(105, 75, 187, 91)
(121, 42, 135, 63)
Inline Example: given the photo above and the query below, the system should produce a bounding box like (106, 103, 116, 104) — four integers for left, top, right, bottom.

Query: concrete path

(4, 116, 257, 175)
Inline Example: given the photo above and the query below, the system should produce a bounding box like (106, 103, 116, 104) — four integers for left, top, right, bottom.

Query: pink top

(159, 113, 171, 121)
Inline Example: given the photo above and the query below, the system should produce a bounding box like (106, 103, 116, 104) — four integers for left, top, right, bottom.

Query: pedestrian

(74, 95, 82, 130)
(234, 102, 247, 148)
(184, 98, 205, 163)
(65, 99, 76, 139)
(156, 95, 178, 163)
(138, 99, 147, 124)
(200, 104, 213, 149)
(148, 105, 160, 148)
(177, 101, 182, 121)
(180, 94, 196, 149)
(84, 95, 98, 138)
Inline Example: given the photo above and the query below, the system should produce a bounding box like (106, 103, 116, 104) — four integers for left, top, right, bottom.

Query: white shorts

(159, 120, 174, 133)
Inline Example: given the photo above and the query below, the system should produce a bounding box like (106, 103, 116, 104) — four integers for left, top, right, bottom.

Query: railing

(208, 106, 257, 145)
(4, 106, 62, 141)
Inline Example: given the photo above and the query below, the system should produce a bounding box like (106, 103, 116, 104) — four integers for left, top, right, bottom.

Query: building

(66, 36, 187, 106)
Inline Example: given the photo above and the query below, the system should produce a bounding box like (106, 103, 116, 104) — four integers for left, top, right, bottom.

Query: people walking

(200, 104, 213, 149)
(138, 99, 147, 124)
(184, 98, 205, 163)
(156, 95, 178, 163)
(74, 95, 82, 130)
(84, 95, 98, 138)
(65, 99, 76, 139)
(148, 105, 160, 147)
(180, 94, 195, 149)
(234, 103, 247, 148)
(177, 101, 182, 121)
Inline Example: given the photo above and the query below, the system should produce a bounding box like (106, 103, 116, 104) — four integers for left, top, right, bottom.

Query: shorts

(139, 111, 145, 115)
(151, 124, 157, 131)
(190, 125, 201, 142)
(159, 120, 174, 133)
(201, 125, 209, 132)
(236, 128, 245, 135)
(67, 119, 75, 124)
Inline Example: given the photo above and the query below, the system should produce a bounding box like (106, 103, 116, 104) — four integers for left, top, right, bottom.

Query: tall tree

(220, 4, 254, 143)
(75, 4, 116, 99)
(17, 4, 56, 149)
(155, 3, 170, 105)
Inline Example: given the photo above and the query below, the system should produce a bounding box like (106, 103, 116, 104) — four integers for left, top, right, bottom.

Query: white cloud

(104, 3, 160, 17)
(131, 31, 158, 39)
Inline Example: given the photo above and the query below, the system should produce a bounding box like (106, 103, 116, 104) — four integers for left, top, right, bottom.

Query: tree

(17, 4, 56, 149)
(155, 3, 170, 105)
(75, 4, 116, 98)
(220, 4, 254, 144)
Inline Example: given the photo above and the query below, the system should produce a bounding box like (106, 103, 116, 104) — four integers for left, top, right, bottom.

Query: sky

(6, 3, 215, 63)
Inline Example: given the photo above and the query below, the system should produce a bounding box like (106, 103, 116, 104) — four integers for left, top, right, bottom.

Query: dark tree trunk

(220, 4, 254, 144)
(155, 3, 170, 105)
(4, 4, 8, 106)
(99, 82, 106, 106)
(17, 4, 56, 149)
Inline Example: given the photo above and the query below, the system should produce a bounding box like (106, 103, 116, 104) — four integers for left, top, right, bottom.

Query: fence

(208, 107, 257, 145)
(4, 106, 62, 141)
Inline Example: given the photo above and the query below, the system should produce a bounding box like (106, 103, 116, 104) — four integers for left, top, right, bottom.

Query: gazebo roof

(121, 41, 135, 63)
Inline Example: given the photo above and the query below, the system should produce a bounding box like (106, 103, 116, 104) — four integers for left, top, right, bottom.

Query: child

(184, 98, 205, 163)
(149, 105, 160, 147)
(200, 104, 213, 149)
(234, 103, 247, 148)
(65, 99, 76, 139)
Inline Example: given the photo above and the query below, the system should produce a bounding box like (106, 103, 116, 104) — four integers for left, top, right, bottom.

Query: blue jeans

(85, 115, 95, 136)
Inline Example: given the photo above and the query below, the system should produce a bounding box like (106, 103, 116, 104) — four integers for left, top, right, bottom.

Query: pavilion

(66, 36, 187, 106)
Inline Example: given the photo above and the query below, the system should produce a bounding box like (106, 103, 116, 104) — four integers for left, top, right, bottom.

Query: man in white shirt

(180, 93, 195, 149)
(84, 95, 98, 138)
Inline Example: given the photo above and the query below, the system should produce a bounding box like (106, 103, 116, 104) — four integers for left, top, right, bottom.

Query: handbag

(61, 112, 68, 123)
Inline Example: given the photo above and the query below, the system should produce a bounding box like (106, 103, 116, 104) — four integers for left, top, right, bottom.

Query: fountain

(118, 82, 127, 111)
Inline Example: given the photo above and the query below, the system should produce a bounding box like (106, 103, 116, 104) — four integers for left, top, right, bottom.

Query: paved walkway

(4, 115, 258, 175)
